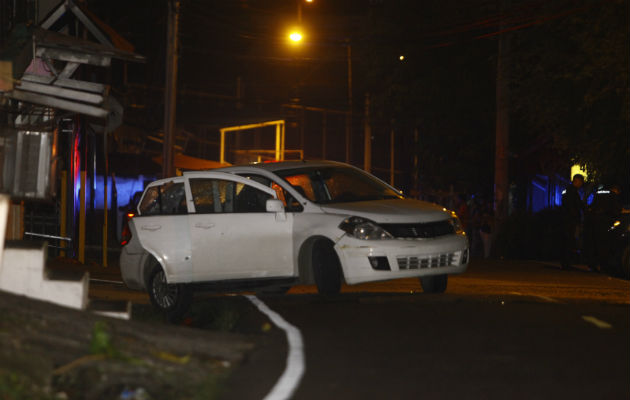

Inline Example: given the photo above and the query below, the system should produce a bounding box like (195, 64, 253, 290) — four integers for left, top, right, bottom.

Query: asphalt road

(220, 259, 629, 400)
(87, 258, 629, 399)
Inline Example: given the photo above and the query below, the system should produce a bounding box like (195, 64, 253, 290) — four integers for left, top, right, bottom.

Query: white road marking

(509, 291, 559, 303)
(582, 315, 613, 329)
(534, 295, 559, 303)
(245, 295, 305, 400)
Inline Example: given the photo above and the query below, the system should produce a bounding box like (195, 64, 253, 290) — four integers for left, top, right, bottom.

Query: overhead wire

(178, 0, 594, 56)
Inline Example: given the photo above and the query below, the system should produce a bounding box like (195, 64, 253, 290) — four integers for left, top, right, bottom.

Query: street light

(289, 31, 303, 43)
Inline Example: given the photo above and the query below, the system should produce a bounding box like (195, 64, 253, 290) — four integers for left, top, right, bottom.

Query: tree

(361, 0, 497, 194)
(510, 0, 628, 185)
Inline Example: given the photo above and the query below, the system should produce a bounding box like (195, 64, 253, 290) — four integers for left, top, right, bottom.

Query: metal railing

(24, 232, 72, 250)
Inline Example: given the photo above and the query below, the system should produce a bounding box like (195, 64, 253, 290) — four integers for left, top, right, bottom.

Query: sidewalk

(45, 248, 152, 304)
(289, 257, 630, 304)
(46, 254, 630, 305)
(46, 247, 124, 283)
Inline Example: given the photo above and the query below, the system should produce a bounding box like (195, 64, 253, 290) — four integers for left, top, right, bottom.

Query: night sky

(86, 0, 628, 196)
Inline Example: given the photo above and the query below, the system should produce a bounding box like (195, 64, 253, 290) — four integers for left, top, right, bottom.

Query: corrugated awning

(32, 28, 145, 65)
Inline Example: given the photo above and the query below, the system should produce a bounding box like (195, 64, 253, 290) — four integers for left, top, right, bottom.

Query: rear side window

(139, 181, 187, 216)
(238, 173, 304, 212)
(189, 178, 272, 213)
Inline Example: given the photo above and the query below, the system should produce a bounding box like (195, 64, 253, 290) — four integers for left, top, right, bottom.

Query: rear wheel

(420, 274, 448, 293)
(312, 240, 342, 295)
(147, 266, 193, 322)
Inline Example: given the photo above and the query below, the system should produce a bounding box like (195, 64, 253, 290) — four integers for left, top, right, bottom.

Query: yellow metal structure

(219, 120, 286, 165)
(78, 171, 86, 263)
(103, 175, 108, 267)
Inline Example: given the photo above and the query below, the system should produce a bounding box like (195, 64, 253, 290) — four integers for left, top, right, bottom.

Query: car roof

(215, 159, 349, 173)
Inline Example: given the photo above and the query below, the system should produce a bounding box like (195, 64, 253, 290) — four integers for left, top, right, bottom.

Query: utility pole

(494, 0, 511, 236)
(364, 93, 371, 173)
(297, 0, 302, 23)
(413, 128, 419, 197)
(163, 0, 180, 178)
(345, 41, 352, 163)
(389, 127, 395, 186)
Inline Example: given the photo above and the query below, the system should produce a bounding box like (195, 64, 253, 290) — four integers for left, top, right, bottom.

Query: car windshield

(275, 166, 403, 204)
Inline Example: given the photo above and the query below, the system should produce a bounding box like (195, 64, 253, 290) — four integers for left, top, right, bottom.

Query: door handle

(194, 222, 215, 229)
(141, 224, 161, 231)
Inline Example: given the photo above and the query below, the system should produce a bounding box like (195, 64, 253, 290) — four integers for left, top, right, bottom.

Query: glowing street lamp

(289, 31, 303, 43)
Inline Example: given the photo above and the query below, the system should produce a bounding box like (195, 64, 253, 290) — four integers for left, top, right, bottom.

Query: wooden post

(0, 195, 9, 270)
(363, 93, 371, 173)
(102, 131, 108, 267)
(163, 0, 180, 178)
(494, 0, 511, 233)
(345, 43, 352, 163)
(413, 128, 419, 197)
(322, 112, 327, 160)
(390, 128, 395, 186)
(60, 170, 67, 257)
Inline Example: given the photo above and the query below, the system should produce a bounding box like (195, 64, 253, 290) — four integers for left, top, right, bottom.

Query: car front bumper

(334, 233, 469, 285)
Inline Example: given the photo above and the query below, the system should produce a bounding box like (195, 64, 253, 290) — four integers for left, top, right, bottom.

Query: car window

(238, 173, 304, 212)
(283, 174, 317, 202)
(139, 181, 187, 216)
(276, 166, 403, 204)
(190, 178, 272, 213)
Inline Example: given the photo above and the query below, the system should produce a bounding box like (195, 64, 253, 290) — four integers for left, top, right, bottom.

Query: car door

(133, 177, 193, 283)
(185, 171, 294, 281)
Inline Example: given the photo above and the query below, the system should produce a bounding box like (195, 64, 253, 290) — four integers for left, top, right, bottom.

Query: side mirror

(266, 199, 285, 213)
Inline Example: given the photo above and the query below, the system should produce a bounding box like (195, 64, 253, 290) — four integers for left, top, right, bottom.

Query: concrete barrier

(0, 241, 89, 310)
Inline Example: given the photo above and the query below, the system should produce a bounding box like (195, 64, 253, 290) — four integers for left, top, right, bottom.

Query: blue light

(94, 175, 156, 209)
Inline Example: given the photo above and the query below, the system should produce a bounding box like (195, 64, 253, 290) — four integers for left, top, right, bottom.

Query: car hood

(319, 199, 452, 223)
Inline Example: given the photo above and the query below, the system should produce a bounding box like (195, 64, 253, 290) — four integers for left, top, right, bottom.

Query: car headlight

(449, 216, 464, 234)
(339, 217, 393, 240)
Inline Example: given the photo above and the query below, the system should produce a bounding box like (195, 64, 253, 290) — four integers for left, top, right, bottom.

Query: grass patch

(132, 296, 247, 332)
(0, 372, 62, 400)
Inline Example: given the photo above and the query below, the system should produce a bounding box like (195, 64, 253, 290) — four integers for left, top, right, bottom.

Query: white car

(120, 160, 469, 319)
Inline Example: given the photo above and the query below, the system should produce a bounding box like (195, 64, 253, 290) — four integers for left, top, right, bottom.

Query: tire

(312, 240, 342, 295)
(420, 274, 448, 293)
(147, 266, 193, 322)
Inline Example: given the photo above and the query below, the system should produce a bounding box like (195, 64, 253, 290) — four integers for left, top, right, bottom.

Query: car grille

(397, 252, 460, 270)
(381, 220, 454, 239)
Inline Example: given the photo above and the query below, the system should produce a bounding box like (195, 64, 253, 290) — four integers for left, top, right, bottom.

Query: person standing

(584, 184, 622, 272)
(455, 194, 470, 234)
(561, 174, 585, 269)
(479, 200, 494, 258)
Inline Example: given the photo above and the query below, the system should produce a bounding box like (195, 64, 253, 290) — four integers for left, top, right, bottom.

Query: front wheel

(420, 274, 448, 293)
(148, 266, 193, 322)
(312, 240, 342, 295)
